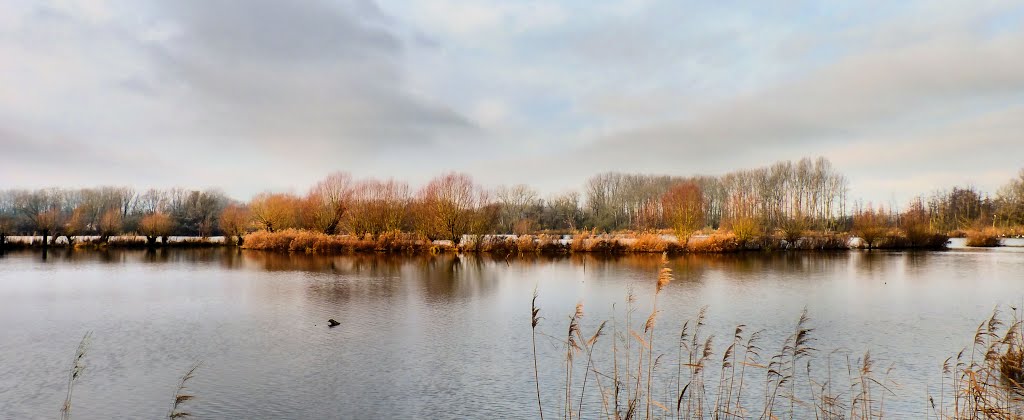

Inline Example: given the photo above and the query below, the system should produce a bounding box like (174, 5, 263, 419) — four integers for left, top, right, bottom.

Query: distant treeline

(1, 157, 1023, 247)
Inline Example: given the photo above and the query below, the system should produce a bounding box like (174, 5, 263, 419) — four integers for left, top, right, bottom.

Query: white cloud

(2, 0, 1023, 202)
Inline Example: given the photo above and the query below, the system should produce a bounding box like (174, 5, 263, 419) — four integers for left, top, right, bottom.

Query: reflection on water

(2, 247, 1024, 418)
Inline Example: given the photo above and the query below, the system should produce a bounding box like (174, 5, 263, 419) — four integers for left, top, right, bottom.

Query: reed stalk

(60, 331, 92, 420)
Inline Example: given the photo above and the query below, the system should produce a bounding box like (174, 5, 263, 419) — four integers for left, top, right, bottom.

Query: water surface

(2, 242, 1024, 418)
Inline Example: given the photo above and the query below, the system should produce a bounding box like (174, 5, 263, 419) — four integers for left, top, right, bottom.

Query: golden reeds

(530, 262, 1024, 419)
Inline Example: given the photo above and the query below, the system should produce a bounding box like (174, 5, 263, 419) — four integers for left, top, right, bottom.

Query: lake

(2, 239, 1024, 418)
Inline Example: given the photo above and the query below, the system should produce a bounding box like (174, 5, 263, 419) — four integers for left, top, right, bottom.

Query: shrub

(853, 206, 890, 249)
(793, 233, 850, 250)
(588, 238, 627, 254)
(570, 231, 592, 252)
(727, 217, 761, 245)
(780, 217, 807, 244)
(966, 228, 1002, 247)
(516, 235, 537, 254)
(537, 235, 570, 255)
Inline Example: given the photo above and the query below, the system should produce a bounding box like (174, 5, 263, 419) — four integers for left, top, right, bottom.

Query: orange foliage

(416, 173, 486, 244)
(219, 204, 251, 244)
(662, 181, 704, 246)
(138, 212, 175, 238)
(249, 192, 300, 232)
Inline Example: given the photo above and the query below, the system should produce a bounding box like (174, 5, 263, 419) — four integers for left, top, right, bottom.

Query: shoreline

(0, 230, 965, 254)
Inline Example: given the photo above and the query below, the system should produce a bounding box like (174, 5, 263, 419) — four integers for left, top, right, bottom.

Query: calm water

(2, 240, 1024, 418)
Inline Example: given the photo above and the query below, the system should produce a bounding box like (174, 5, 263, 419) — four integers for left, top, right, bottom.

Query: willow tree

(662, 181, 704, 248)
(249, 192, 299, 232)
(219, 204, 251, 246)
(138, 212, 175, 247)
(417, 173, 487, 244)
(852, 204, 889, 249)
(14, 189, 61, 247)
(304, 172, 354, 234)
(347, 179, 410, 237)
(97, 208, 123, 243)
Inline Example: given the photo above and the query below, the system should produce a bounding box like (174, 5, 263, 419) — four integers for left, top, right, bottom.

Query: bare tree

(541, 191, 583, 231)
(304, 172, 354, 234)
(14, 189, 62, 247)
(994, 170, 1024, 229)
(496, 184, 540, 233)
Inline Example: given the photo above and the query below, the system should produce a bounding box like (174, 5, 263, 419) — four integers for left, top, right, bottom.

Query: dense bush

(966, 228, 1002, 247)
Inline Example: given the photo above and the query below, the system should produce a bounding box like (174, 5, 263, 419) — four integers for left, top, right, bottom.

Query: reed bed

(5, 228, 955, 254)
(243, 229, 431, 253)
(531, 260, 1024, 419)
(245, 229, 892, 255)
(687, 234, 742, 253)
(966, 228, 1003, 247)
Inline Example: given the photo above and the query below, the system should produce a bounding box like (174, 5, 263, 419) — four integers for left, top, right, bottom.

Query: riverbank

(238, 229, 953, 254)
(0, 229, 961, 254)
(0, 235, 224, 250)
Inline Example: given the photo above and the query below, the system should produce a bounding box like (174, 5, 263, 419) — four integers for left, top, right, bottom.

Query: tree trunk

(146, 236, 157, 248)
(236, 235, 244, 247)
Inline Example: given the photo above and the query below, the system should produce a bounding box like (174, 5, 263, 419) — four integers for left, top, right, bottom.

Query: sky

(1, 0, 1023, 204)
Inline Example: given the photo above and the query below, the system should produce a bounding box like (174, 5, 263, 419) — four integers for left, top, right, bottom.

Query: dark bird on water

(327, 319, 340, 328)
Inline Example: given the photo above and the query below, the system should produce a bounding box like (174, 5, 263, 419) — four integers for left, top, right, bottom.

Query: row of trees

(583, 157, 850, 232)
(849, 170, 1024, 248)
(3, 160, 1024, 247)
(0, 187, 231, 246)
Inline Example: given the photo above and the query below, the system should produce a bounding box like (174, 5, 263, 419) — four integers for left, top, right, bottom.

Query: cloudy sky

(2, 0, 1023, 204)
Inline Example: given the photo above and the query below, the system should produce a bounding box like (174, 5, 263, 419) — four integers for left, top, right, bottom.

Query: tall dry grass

(243, 229, 431, 253)
(688, 234, 742, 253)
(532, 265, 1024, 419)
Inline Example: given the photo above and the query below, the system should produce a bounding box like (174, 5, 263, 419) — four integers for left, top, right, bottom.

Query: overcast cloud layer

(1, 0, 1023, 203)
